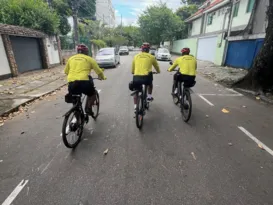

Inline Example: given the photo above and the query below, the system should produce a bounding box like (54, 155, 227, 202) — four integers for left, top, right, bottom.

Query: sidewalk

(0, 66, 67, 116)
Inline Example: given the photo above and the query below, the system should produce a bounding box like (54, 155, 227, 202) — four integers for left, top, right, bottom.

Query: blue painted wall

(225, 39, 264, 69)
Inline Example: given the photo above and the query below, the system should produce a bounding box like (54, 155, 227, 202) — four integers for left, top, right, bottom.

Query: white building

(96, 0, 115, 27)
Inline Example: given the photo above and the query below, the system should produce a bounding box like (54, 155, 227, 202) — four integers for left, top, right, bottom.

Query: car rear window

(98, 49, 113, 55)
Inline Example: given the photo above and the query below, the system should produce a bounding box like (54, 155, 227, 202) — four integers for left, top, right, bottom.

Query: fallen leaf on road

(0, 123, 4, 127)
(242, 105, 247, 108)
(222, 108, 229, 113)
(191, 152, 196, 160)
(228, 142, 233, 146)
(21, 131, 25, 135)
(7, 91, 14, 95)
(206, 115, 209, 118)
(31, 111, 35, 114)
(256, 97, 260, 100)
(0, 160, 3, 163)
(261, 166, 263, 169)
(258, 144, 264, 150)
(103, 148, 109, 155)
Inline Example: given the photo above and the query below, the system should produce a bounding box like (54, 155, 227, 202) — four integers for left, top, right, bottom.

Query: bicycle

(62, 78, 100, 148)
(130, 72, 158, 129)
(169, 62, 193, 122)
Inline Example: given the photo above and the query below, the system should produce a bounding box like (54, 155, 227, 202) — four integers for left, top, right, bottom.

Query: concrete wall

(0, 35, 11, 77)
(171, 38, 198, 57)
(205, 6, 230, 33)
(231, 0, 251, 28)
(191, 17, 202, 36)
(96, 0, 115, 27)
(46, 36, 60, 65)
(214, 34, 227, 65)
(252, 0, 269, 34)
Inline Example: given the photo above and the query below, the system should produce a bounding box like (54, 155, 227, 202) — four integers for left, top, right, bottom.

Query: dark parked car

(149, 48, 156, 55)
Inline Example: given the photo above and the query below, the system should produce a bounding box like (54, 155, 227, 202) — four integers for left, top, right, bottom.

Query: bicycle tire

(62, 110, 83, 148)
(91, 90, 100, 120)
(136, 94, 144, 129)
(172, 84, 179, 105)
(181, 89, 192, 122)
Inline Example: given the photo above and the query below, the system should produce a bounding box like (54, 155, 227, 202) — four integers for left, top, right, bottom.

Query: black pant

(132, 72, 153, 90)
(174, 72, 196, 88)
(68, 79, 95, 96)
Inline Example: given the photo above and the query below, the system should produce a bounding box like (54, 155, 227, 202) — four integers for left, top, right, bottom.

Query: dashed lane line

(2, 179, 29, 205)
(198, 94, 214, 106)
(238, 126, 273, 157)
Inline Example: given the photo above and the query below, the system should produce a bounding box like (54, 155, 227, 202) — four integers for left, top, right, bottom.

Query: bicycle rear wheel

(91, 90, 100, 120)
(172, 83, 179, 105)
(62, 109, 83, 148)
(181, 89, 192, 122)
(136, 94, 144, 129)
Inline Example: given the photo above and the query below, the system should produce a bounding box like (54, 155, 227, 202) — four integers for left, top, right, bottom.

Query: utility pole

(71, 0, 81, 46)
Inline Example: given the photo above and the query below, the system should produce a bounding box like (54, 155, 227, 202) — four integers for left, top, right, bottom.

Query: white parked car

(95, 47, 120, 68)
(156, 48, 171, 61)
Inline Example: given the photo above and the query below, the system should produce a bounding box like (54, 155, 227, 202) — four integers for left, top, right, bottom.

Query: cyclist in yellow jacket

(130, 42, 160, 110)
(168, 47, 197, 94)
(64, 44, 106, 115)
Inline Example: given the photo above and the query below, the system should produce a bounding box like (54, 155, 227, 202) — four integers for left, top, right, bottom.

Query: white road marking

(198, 94, 214, 106)
(2, 179, 29, 205)
(56, 142, 61, 148)
(238, 126, 273, 157)
(97, 89, 101, 93)
(197, 93, 242, 96)
(226, 88, 241, 95)
(41, 158, 54, 174)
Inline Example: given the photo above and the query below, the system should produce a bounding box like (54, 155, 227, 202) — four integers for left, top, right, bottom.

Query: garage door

(197, 36, 217, 62)
(10, 36, 42, 73)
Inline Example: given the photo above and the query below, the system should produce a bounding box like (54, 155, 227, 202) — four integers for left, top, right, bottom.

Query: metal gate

(225, 39, 264, 69)
(10, 36, 43, 73)
(197, 36, 217, 62)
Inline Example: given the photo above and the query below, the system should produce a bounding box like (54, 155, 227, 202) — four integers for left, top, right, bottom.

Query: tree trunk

(234, 0, 273, 92)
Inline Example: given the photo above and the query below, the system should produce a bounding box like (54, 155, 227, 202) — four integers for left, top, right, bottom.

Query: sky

(112, 0, 183, 26)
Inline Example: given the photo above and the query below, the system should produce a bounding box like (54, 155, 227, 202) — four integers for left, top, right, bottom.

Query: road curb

(0, 83, 67, 117)
(234, 88, 273, 105)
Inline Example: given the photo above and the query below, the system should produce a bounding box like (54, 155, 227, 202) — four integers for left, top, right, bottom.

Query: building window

(246, 0, 255, 13)
(233, 2, 240, 17)
(207, 12, 215, 25)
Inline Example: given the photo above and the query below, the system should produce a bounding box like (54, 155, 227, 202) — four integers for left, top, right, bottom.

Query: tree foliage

(91, 39, 106, 48)
(52, 0, 72, 35)
(0, 0, 60, 35)
(176, 4, 198, 21)
(78, 0, 96, 18)
(138, 3, 185, 45)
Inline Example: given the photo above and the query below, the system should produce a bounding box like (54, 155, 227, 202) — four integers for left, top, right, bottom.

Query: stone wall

(1, 34, 18, 77)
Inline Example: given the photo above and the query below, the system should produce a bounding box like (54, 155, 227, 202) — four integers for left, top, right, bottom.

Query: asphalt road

(1, 52, 273, 205)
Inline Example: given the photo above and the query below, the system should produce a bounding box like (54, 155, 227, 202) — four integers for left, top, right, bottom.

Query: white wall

(46, 36, 60, 65)
(231, 0, 251, 29)
(191, 17, 202, 36)
(205, 6, 230, 33)
(0, 35, 11, 76)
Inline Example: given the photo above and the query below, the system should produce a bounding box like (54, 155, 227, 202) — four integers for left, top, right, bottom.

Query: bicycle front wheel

(136, 95, 144, 129)
(91, 90, 100, 120)
(62, 109, 83, 148)
(181, 89, 192, 122)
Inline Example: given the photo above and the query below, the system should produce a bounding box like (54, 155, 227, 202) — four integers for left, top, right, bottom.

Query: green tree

(138, 3, 185, 45)
(0, 0, 60, 35)
(78, 0, 96, 19)
(52, 0, 72, 35)
(176, 4, 198, 21)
